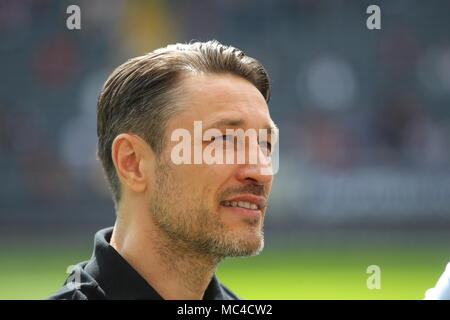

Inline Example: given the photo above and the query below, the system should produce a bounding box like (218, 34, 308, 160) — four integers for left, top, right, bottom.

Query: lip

(219, 204, 262, 219)
(221, 195, 267, 210)
(219, 194, 267, 219)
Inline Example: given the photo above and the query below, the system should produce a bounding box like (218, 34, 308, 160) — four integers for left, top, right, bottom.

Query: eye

(259, 141, 272, 154)
(213, 135, 235, 143)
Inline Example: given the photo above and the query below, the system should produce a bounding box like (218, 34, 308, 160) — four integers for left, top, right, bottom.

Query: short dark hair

(96, 40, 271, 207)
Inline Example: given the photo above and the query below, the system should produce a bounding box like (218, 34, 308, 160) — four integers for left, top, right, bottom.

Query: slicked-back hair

(96, 40, 271, 207)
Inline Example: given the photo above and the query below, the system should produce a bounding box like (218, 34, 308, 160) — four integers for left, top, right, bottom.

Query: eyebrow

(205, 118, 279, 137)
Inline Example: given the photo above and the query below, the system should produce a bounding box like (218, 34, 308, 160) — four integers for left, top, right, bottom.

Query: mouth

(221, 200, 260, 210)
(219, 195, 266, 219)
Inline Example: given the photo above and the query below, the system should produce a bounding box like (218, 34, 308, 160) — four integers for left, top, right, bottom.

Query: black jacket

(46, 227, 241, 300)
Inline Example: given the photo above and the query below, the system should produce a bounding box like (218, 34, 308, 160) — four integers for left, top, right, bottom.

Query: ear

(111, 133, 152, 195)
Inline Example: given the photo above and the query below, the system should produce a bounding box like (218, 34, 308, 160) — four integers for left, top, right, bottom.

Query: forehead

(175, 73, 271, 126)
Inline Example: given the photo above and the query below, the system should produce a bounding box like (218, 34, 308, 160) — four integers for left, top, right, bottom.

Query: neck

(109, 210, 221, 300)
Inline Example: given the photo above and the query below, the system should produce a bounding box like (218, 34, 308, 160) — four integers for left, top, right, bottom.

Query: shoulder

(46, 286, 89, 300)
(45, 262, 106, 300)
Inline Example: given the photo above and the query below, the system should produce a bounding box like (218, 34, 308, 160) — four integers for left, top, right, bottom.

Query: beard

(148, 161, 264, 259)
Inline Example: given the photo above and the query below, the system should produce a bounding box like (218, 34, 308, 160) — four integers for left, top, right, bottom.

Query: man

(47, 40, 278, 300)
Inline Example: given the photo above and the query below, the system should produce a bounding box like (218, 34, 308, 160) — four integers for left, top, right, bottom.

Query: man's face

(148, 73, 275, 258)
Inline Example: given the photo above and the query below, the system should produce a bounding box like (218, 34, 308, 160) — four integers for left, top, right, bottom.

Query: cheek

(204, 163, 236, 184)
(266, 181, 273, 193)
(168, 164, 211, 194)
(169, 163, 236, 205)
(192, 164, 234, 202)
(187, 162, 234, 178)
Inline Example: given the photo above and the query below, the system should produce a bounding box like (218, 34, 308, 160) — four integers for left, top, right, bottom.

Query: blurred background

(1, 0, 450, 299)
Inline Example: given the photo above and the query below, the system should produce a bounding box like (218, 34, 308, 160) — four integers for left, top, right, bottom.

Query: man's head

(97, 40, 276, 258)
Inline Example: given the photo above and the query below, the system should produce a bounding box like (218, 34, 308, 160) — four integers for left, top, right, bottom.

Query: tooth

(223, 201, 230, 206)
(250, 204, 257, 210)
(231, 202, 237, 207)
(237, 201, 251, 209)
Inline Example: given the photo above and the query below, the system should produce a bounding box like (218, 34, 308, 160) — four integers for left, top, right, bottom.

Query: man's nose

(235, 162, 273, 186)
(235, 139, 274, 183)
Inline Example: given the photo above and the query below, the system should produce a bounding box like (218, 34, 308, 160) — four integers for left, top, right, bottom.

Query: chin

(213, 213, 265, 257)
(224, 229, 264, 257)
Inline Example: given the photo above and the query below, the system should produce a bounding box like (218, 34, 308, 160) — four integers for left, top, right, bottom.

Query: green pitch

(217, 246, 449, 299)
(0, 243, 447, 299)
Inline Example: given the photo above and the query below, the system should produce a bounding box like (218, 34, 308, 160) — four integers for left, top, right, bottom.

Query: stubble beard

(148, 161, 264, 260)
